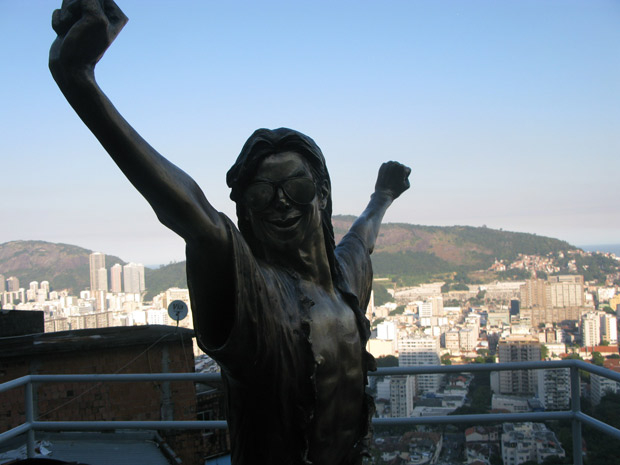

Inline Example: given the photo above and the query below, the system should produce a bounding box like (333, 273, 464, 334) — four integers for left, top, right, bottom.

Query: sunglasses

(243, 177, 316, 211)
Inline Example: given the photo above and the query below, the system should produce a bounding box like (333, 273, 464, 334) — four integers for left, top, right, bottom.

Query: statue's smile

(266, 214, 303, 230)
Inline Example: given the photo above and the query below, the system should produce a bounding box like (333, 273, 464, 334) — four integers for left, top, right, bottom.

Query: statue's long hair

(227, 128, 341, 284)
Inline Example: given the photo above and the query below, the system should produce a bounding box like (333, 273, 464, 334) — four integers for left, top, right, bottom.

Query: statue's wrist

(51, 63, 95, 89)
(372, 189, 395, 202)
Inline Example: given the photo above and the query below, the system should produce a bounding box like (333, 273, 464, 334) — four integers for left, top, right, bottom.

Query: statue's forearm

(349, 191, 394, 254)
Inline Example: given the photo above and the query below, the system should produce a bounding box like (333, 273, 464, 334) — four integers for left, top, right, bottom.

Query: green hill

(332, 216, 574, 281)
(144, 262, 187, 300)
(0, 218, 579, 298)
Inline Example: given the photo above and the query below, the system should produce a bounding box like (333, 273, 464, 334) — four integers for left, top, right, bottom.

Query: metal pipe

(372, 410, 572, 426)
(0, 423, 31, 443)
(575, 412, 620, 441)
(0, 375, 30, 394)
(570, 365, 583, 465)
(29, 372, 221, 383)
(374, 359, 576, 376)
(25, 381, 35, 458)
(31, 420, 229, 431)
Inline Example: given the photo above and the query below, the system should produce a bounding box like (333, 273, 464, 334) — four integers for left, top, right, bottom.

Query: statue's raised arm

(50, 3, 414, 464)
(49, 0, 229, 252)
(348, 161, 411, 252)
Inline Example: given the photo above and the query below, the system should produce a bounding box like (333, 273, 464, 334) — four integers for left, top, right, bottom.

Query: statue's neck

(263, 229, 334, 293)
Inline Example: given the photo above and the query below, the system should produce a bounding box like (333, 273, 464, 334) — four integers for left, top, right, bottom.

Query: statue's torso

(302, 283, 365, 465)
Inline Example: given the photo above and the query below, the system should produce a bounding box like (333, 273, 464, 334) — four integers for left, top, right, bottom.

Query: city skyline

(2, 1, 619, 265)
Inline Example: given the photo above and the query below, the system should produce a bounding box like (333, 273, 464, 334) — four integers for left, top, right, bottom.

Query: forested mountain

(0, 218, 581, 297)
(0, 241, 124, 293)
(333, 216, 574, 283)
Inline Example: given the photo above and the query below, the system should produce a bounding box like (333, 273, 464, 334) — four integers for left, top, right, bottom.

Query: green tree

(372, 282, 394, 306)
(452, 282, 469, 291)
(592, 351, 605, 366)
(371, 317, 385, 327)
(541, 344, 549, 360)
(389, 305, 405, 316)
(542, 455, 570, 464)
(376, 355, 399, 367)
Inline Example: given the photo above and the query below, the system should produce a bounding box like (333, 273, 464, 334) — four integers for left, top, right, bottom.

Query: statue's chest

(305, 291, 362, 379)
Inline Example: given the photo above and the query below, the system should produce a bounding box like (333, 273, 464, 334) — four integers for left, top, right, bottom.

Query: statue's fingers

(102, 0, 129, 32)
(80, 0, 107, 18)
(51, 9, 63, 34)
(52, 0, 82, 36)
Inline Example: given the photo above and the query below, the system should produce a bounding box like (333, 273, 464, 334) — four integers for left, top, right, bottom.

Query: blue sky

(1, 1, 619, 266)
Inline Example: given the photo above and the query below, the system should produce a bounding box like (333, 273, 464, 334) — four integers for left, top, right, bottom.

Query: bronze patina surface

(49, 2, 410, 463)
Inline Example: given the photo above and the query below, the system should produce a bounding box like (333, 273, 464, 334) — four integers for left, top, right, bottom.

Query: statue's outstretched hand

(375, 161, 411, 200)
(50, 0, 128, 79)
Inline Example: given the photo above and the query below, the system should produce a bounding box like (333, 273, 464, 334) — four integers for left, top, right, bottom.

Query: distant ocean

(578, 244, 620, 255)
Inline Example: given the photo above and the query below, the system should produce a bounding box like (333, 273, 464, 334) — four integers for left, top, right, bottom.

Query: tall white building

(123, 263, 145, 294)
(418, 301, 433, 319)
(591, 369, 620, 405)
(38, 281, 50, 302)
(27, 281, 38, 301)
(497, 336, 541, 396)
(581, 312, 601, 347)
(444, 329, 460, 352)
(96, 268, 108, 294)
(548, 275, 584, 308)
(110, 264, 123, 293)
(459, 328, 478, 352)
(389, 375, 415, 418)
(89, 252, 107, 292)
(600, 313, 618, 345)
(377, 321, 396, 340)
(399, 336, 442, 394)
(428, 296, 444, 316)
(536, 369, 571, 411)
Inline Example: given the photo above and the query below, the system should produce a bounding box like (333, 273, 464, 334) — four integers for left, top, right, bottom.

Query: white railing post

(570, 364, 583, 465)
(25, 380, 35, 458)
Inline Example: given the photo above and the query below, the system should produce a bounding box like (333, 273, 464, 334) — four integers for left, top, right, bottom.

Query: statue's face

(244, 151, 325, 253)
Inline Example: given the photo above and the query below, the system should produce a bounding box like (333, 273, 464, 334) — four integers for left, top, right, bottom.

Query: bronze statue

(49, 1, 411, 464)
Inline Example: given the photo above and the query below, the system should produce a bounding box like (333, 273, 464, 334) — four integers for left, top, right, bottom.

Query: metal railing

(1, 359, 619, 464)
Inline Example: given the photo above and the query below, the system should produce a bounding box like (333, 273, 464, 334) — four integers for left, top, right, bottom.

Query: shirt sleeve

(335, 231, 374, 313)
(198, 215, 302, 381)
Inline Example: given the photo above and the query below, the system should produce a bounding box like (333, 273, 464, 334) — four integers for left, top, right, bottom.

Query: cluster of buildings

(88, 252, 146, 295)
(1, 253, 196, 348)
(365, 271, 619, 464)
